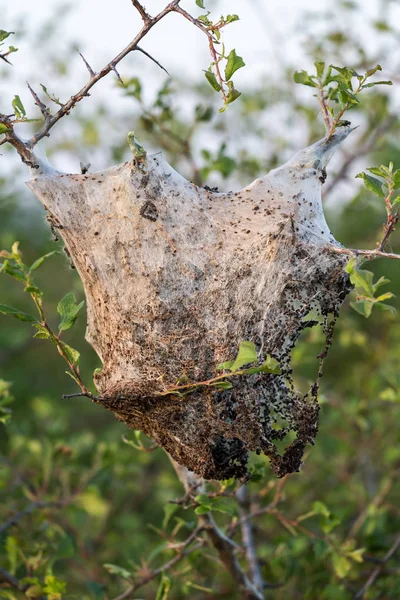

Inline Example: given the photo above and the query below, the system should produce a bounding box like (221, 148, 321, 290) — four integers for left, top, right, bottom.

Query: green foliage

(0, 379, 13, 425)
(345, 259, 396, 318)
(294, 62, 392, 135)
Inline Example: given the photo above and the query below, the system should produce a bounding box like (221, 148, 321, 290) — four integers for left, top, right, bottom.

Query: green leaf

(195, 505, 211, 515)
(350, 269, 374, 296)
(362, 80, 392, 88)
(355, 172, 385, 198)
(350, 300, 373, 318)
(24, 285, 42, 295)
(204, 70, 221, 92)
(0, 123, 11, 134)
(315, 61, 325, 78)
(365, 64, 382, 77)
(293, 70, 317, 87)
(163, 504, 179, 529)
(61, 343, 80, 366)
(367, 167, 386, 178)
(216, 361, 234, 371)
(0, 304, 37, 323)
(0, 260, 26, 282)
(103, 563, 132, 579)
(393, 170, 400, 190)
(11, 95, 26, 119)
(155, 574, 171, 600)
(225, 49, 245, 81)
(195, 0, 205, 7)
(230, 341, 258, 372)
(332, 554, 352, 579)
(32, 324, 51, 339)
(57, 292, 84, 331)
(210, 380, 233, 390)
(0, 30, 14, 43)
(225, 82, 241, 105)
(127, 131, 146, 159)
(29, 250, 59, 272)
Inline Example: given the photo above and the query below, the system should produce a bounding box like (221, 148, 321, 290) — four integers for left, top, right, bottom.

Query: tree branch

(0, 1, 181, 163)
(327, 246, 400, 262)
(130, 0, 152, 24)
(354, 534, 400, 599)
(236, 486, 264, 594)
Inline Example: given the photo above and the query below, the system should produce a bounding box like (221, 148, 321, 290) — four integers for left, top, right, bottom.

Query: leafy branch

(0, 29, 17, 65)
(157, 341, 281, 398)
(294, 62, 392, 137)
(0, 243, 90, 396)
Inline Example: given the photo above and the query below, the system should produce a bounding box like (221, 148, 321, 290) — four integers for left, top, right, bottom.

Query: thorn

(0, 53, 12, 65)
(136, 46, 170, 75)
(78, 51, 96, 77)
(26, 82, 49, 119)
(111, 65, 124, 86)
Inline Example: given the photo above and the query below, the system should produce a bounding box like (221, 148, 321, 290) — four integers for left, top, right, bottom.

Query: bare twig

(354, 534, 400, 599)
(130, 0, 152, 23)
(327, 246, 400, 262)
(0, 53, 12, 65)
(111, 529, 203, 600)
(236, 486, 264, 594)
(0, 500, 61, 535)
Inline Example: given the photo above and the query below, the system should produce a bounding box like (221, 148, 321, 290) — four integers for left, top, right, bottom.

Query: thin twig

(328, 246, 400, 262)
(236, 486, 264, 594)
(0, 500, 61, 536)
(130, 0, 152, 23)
(111, 530, 203, 600)
(354, 534, 400, 599)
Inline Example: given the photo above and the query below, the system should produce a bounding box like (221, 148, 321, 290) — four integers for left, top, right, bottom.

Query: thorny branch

(0, 1, 182, 166)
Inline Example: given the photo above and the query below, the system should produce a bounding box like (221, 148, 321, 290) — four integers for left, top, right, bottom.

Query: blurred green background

(1, 1, 400, 598)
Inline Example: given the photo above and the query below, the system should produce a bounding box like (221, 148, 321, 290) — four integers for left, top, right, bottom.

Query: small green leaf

(11, 95, 26, 118)
(24, 285, 42, 295)
(210, 380, 233, 390)
(32, 324, 51, 339)
(230, 341, 258, 372)
(362, 80, 393, 88)
(367, 167, 386, 178)
(350, 300, 373, 318)
(293, 70, 317, 87)
(29, 251, 59, 272)
(0, 123, 11, 134)
(61, 343, 80, 366)
(195, 505, 211, 515)
(393, 170, 400, 190)
(350, 269, 374, 296)
(163, 504, 179, 529)
(155, 574, 171, 600)
(57, 292, 84, 331)
(103, 564, 132, 579)
(355, 172, 385, 198)
(204, 70, 221, 92)
(225, 49, 245, 81)
(315, 61, 325, 78)
(0, 30, 14, 43)
(332, 554, 352, 579)
(0, 259, 26, 282)
(0, 304, 37, 323)
(365, 64, 382, 77)
(127, 131, 146, 159)
(216, 361, 234, 371)
(195, 0, 205, 7)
